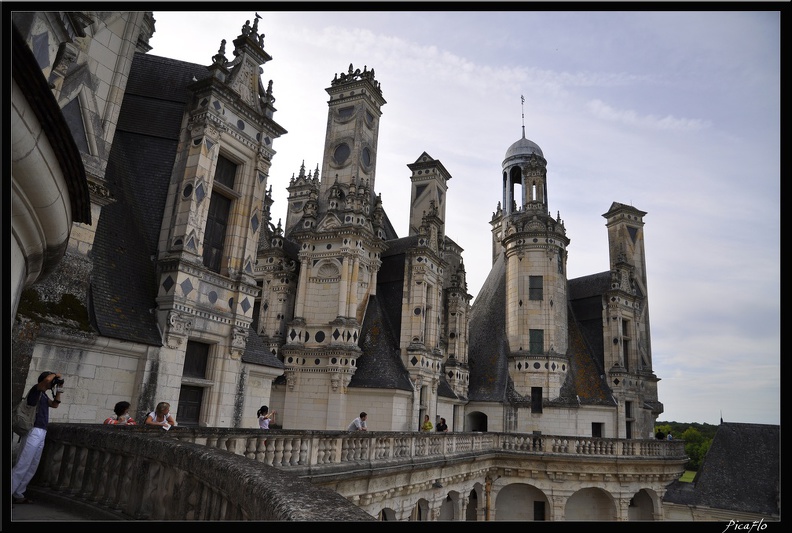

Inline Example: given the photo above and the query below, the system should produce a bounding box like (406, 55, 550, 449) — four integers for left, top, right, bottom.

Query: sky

(147, 8, 780, 427)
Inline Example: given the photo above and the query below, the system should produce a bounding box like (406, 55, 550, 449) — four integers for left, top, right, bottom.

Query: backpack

(12, 395, 39, 439)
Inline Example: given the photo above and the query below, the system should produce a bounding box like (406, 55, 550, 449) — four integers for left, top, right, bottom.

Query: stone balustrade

(31, 424, 687, 520)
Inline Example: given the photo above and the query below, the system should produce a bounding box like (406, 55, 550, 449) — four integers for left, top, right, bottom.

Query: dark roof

(381, 235, 419, 258)
(437, 375, 460, 400)
(352, 293, 413, 391)
(568, 271, 610, 300)
(664, 422, 780, 517)
(568, 272, 610, 374)
(554, 303, 613, 406)
(241, 302, 285, 369)
(467, 252, 510, 401)
(91, 53, 212, 344)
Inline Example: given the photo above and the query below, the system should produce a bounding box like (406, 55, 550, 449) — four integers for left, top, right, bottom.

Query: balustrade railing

(31, 424, 687, 520)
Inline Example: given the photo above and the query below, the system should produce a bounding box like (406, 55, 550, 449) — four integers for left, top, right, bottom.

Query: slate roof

(555, 302, 613, 406)
(467, 253, 510, 402)
(352, 293, 413, 391)
(664, 422, 780, 517)
(91, 53, 212, 345)
(351, 244, 462, 396)
(349, 237, 413, 391)
(241, 302, 285, 369)
(467, 253, 613, 405)
(568, 272, 611, 378)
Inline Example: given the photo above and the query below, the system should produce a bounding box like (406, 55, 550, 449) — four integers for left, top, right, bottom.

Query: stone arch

(494, 482, 549, 521)
(378, 507, 397, 521)
(438, 490, 460, 521)
(466, 484, 481, 521)
(565, 487, 616, 521)
(466, 411, 487, 432)
(627, 488, 658, 521)
(410, 498, 430, 521)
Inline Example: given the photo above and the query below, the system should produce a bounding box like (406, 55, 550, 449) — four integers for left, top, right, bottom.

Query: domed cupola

(500, 126, 548, 216)
(504, 132, 543, 162)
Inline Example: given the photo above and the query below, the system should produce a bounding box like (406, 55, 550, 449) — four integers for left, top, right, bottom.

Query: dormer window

(203, 155, 238, 273)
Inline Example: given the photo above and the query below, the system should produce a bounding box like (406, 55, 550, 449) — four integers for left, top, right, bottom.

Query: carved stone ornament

(230, 326, 249, 359)
(166, 311, 193, 349)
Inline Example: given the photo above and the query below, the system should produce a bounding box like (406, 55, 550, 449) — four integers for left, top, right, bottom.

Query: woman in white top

(145, 401, 177, 429)
(257, 405, 276, 429)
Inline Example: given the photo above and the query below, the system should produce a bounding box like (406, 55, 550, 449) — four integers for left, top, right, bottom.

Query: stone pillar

(338, 255, 349, 317)
(617, 496, 630, 521)
(457, 493, 468, 521)
(550, 495, 565, 521)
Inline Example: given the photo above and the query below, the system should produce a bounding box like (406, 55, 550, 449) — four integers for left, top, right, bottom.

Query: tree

(681, 427, 712, 471)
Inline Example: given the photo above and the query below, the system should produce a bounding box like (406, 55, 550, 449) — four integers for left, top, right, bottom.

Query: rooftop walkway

(10, 486, 126, 522)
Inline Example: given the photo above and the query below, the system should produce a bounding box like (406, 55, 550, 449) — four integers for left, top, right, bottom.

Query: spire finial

(521, 95, 526, 138)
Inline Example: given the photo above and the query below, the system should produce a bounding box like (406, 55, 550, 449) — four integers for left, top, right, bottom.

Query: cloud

(586, 99, 711, 131)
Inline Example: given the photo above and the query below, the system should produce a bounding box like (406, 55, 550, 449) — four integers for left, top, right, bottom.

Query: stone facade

(14, 7, 660, 462)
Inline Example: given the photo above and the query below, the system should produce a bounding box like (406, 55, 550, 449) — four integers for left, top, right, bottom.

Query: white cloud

(586, 99, 711, 131)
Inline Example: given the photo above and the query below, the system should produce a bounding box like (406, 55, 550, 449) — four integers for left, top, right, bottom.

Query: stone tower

(602, 202, 658, 439)
(278, 65, 388, 430)
(154, 20, 286, 424)
(490, 127, 570, 403)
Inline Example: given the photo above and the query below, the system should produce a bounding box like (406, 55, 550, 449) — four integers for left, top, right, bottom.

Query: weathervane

(520, 94, 526, 138)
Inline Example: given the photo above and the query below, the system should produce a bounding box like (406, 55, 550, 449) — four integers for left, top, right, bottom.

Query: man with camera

(11, 371, 64, 505)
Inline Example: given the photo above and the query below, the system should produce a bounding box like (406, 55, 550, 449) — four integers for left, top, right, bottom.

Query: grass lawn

(679, 470, 696, 482)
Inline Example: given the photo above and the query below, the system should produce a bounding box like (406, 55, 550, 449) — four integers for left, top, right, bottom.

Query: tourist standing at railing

(436, 417, 448, 432)
(12, 371, 64, 505)
(257, 405, 276, 429)
(145, 402, 177, 430)
(421, 415, 433, 431)
(104, 401, 137, 425)
(348, 412, 368, 431)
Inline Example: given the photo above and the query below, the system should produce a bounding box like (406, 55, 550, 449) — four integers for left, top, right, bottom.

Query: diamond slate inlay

(180, 278, 194, 296)
(251, 213, 259, 232)
(195, 183, 205, 203)
(162, 276, 175, 293)
(411, 356, 418, 366)
(240, 297, 251, 313)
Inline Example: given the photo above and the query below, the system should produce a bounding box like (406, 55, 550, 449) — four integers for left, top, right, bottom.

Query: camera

(52, 377, 65, 387)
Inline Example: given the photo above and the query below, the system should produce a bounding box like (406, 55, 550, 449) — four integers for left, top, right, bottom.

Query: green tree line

(655, 421, 717, 471)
